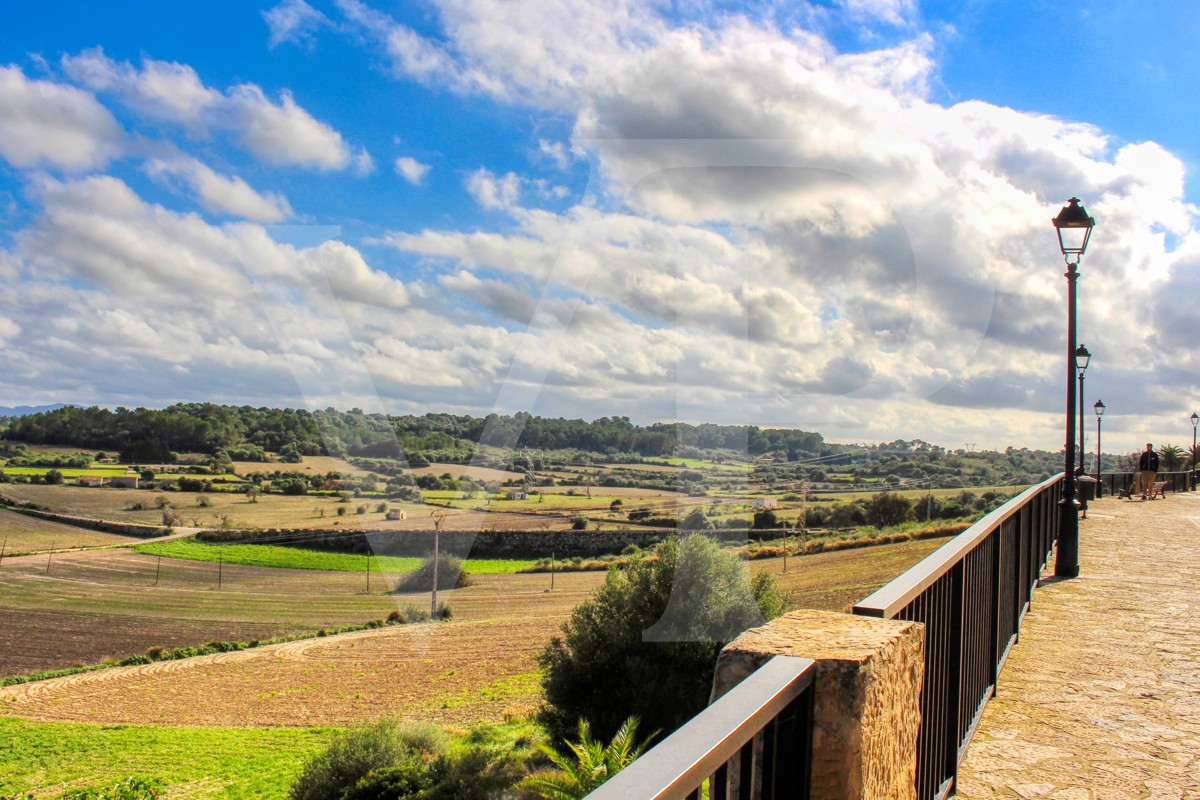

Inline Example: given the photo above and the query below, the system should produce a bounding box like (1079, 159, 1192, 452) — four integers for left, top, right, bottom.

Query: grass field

(0, 716, 333, 799)
(0, 508, 147, 554)
(132, 540, 533, 574)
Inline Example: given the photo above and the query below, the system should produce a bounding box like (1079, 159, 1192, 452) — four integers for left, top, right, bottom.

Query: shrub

(394, 555, 472, 592)
(538, 534, 785, 744)
(290, 719, 431, 800)
(58, 777, 164, 799)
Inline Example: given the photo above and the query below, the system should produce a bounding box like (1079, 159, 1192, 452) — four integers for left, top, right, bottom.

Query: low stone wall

(712, 609, 925, 800)
(0, 497, 169, 539)
(196, 527, 766, 558)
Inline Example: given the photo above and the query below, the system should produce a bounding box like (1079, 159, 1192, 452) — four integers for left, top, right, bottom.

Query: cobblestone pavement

(955, 491, 1200, 800)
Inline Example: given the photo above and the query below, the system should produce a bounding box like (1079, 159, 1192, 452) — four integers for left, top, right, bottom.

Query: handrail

(854, 473, 1063, 800)
(582, 656, 816, 800)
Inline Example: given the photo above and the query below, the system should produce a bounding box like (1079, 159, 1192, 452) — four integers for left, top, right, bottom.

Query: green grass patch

(132, 540, 532, 574)
(0, 716, 336, 799)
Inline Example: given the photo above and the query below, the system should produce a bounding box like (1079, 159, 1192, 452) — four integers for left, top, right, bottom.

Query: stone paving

(955, 491, 1200, 800)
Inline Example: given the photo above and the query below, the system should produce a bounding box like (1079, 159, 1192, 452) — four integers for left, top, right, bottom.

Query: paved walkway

(956, 491, 1200, 799)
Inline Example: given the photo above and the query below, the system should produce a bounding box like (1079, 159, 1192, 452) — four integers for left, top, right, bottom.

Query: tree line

(0, 404, 824, 465)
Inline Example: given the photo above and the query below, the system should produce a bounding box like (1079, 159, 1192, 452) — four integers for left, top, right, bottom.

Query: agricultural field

(229, 455, 376, 478)
(0, 507, 148, 554)
(0, 534, 950, 715)
(0, 718, 333, 800)
(133, 539, 532, 574)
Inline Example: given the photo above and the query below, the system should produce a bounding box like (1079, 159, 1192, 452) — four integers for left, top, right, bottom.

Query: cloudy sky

(2, 0, 1198, 454)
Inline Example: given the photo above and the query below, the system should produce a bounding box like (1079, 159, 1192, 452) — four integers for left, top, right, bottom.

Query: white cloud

(465, 168, 521, 210)
(144, 157, 293, 221)
(264, 0, 330, 49)
(0, 65, 124, 170)
(395, 156, 431, 185)
(62, 49, 356, 171)
(0, 317, 19, 345)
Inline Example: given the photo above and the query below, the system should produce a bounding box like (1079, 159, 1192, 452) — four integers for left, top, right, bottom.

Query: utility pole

(155, 553, 162, 586)
(0, 537, 7, 568)
(218, 544, 223, 590)
(46, 541, 54, 575)
(430, 510, 446, 618)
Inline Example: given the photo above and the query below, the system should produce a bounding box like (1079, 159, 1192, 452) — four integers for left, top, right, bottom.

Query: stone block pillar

(711, 609, 925, 800)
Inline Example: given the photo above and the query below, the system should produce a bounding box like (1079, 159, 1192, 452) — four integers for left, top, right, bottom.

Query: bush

(44, 468, 65, 485)
(538, 534, 785, 744)
(58, 777, 164, 799)
(394, 554, 472, 592)
(291, 720, 518, 800)
(290, 719, 432, 800)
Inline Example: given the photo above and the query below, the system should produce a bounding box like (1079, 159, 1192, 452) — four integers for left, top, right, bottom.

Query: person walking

(1136, 442, 1159, 500)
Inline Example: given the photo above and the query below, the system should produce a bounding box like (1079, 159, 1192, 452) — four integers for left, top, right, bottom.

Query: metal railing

(1096, 470, 1195, 496)
(582, 656, 816, 800)
(853, 473, 1063, 800)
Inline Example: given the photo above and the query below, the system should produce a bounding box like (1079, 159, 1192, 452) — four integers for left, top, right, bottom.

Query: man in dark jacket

(1137, 443, 1160, 500)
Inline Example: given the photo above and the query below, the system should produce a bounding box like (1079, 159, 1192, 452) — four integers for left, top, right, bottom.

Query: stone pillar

(711, 609, 924, 800)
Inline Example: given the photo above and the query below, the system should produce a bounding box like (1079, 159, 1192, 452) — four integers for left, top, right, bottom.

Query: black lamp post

(1053, 198, 1094, 579)
(1191, 411, 1198, 491)
(1094, 399, 1104, 495)
(1076, 344, 1090, 466)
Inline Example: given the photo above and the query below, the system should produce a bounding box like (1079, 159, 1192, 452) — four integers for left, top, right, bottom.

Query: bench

(1118, 480, 1167, 500)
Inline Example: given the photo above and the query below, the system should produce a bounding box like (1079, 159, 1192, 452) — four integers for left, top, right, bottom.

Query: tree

(751, 508, 778, 530)
(865, 492, 914, 528)
(44, 468, 64, 484)
(1157, 444, 1186, 472)
(538, 534, 786, 744)
(520, 717, 656, 799)
(679, 507, 713, 531)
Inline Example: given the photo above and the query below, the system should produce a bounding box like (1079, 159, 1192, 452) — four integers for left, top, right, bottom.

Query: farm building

(108, 475, 140, 488)
(386, 509, 406, 521)
(76, 476, 104, 487)
(752, 497, 778, 509)
(506, 489, 528, 500)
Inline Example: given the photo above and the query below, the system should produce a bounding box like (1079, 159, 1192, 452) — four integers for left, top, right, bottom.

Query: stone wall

(0, 498, 169, 538)
(712, 609, 925, 800)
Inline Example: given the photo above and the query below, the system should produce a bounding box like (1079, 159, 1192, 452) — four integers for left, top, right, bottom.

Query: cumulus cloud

(0, 65, 124, 170)
(395, 156, 431, 185)
(465, 168, 521, 210)
(144, 157, 293, 221)
(264, 0, 330, 49)
(352, 0, 1200, 449)
(62, 49, 357, 170)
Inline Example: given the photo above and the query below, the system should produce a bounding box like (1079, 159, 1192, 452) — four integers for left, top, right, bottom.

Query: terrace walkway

(955, 491, 1200, 799)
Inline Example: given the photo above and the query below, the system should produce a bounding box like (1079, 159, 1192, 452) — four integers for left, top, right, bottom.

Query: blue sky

(1, 0, 1198, 454)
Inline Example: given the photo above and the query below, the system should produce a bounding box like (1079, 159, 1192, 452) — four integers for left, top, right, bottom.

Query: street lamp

(1053, 197, 1094, 579)
(1075, 344, 1091, 514)
(1076, 344, 1090, 465)
(1093, 399, 1104, 494)
(1191, 411, 1198, 491)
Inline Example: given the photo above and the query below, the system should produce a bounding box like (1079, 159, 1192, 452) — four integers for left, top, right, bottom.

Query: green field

(132, 540, 534, 574)
(0, 716, 333, 799)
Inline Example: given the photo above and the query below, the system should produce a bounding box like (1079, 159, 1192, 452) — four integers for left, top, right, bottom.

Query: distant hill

(0, 403, 71, 418)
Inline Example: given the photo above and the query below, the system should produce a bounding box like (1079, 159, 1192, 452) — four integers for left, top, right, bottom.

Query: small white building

(386, 509, 406, 521)
(76, 476, 104, 488)
(751, 497, 778, 509)
(108, 475, 140, 489)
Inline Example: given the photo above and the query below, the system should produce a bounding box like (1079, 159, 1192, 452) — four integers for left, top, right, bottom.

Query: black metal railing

(852, 473, 1064, 800)
(1097, 470, 1194, 496)
(582, 656, 816, 800)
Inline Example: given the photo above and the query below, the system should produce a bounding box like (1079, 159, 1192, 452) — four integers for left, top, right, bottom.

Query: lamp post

(1076, 344, 1090, 468)
(1094, 400, 1104, 495)
(1075, 344, 1091, 515)
(1191, 411, 1198, 491)
(1053, 198, 1094, 579)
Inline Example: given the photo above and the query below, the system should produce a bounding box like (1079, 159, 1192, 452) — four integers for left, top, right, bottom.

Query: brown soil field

(0, 507, 146, 554)
(410, 464, 524, 482)
(229, 455, 377, 478)
(0, 536, 950, 727)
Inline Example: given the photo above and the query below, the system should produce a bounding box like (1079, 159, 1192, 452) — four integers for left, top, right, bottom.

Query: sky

(1, 0, 1198, 456)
